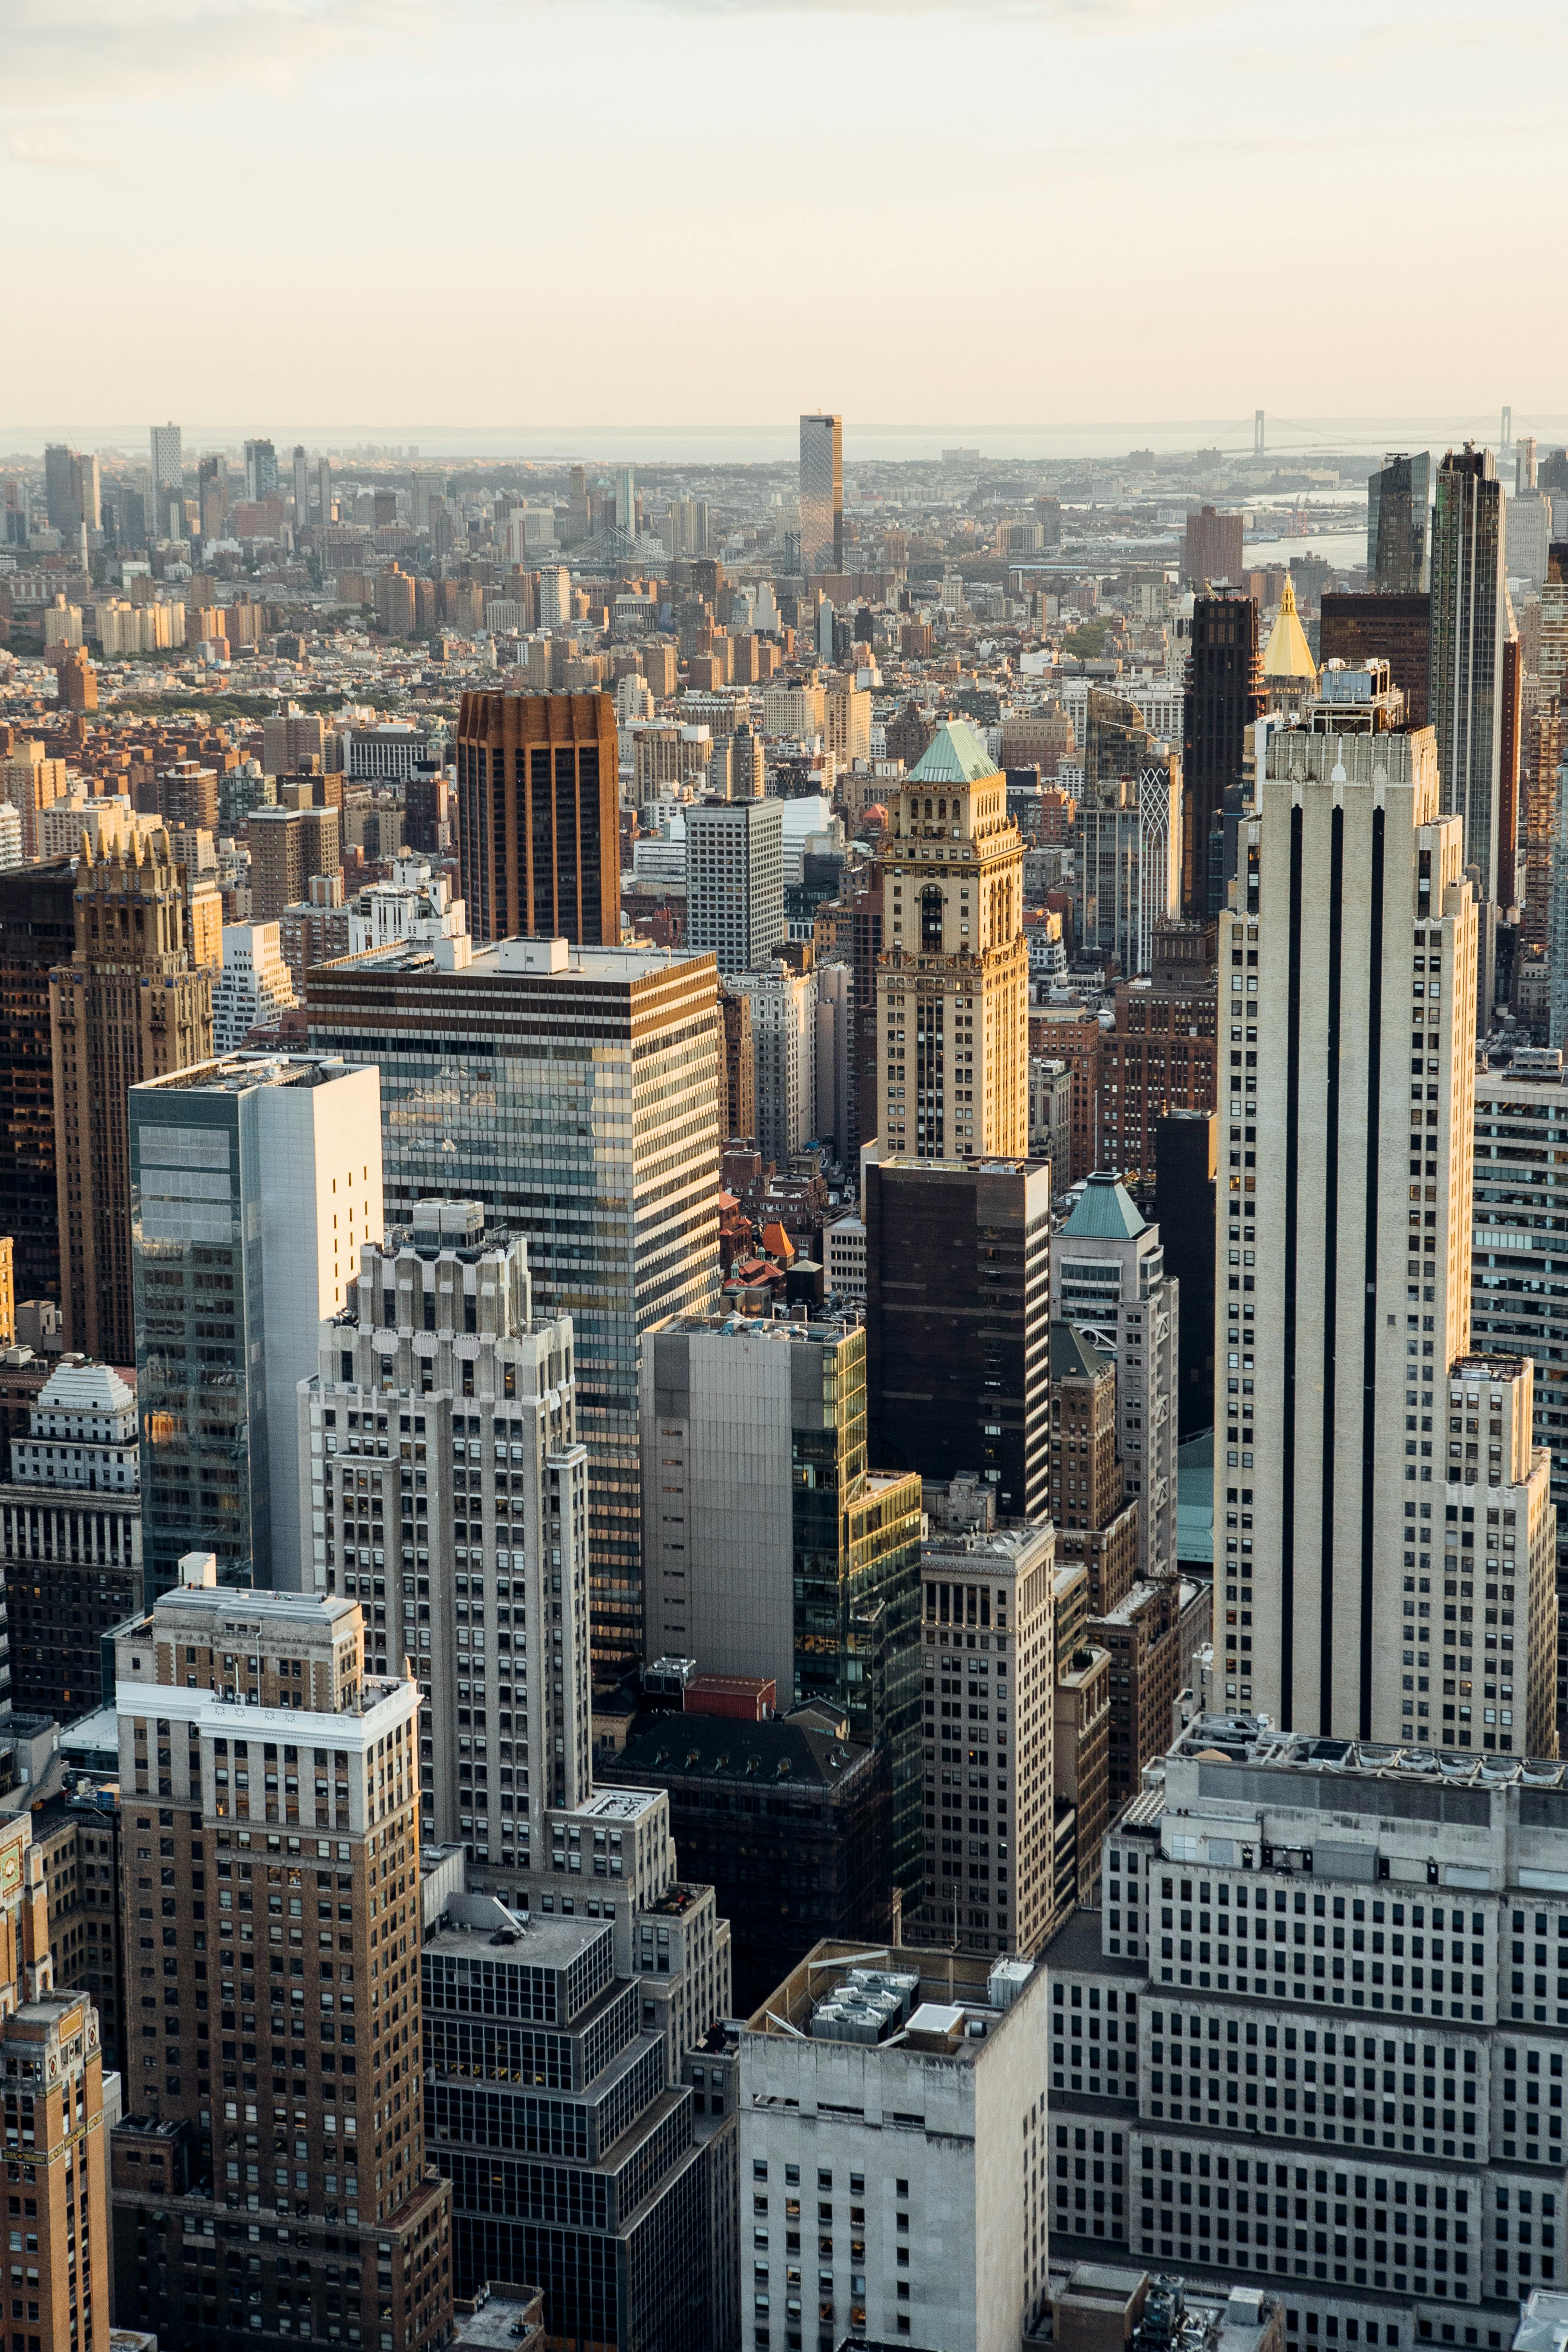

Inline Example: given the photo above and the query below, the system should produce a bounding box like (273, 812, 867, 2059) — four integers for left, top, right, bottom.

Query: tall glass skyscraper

(1430, 444, 1508, 904)
(799, 411, 842, 576)
(1367, 449, 1432, 591)
(306, 936, 720, 1676)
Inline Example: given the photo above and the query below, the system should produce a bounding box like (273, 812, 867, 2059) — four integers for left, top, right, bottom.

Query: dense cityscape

(0, 386, 1566, 2352)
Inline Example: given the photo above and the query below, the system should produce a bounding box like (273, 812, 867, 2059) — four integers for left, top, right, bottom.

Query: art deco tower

(873, 720, 1028, 1160)
(49, 830, 214, 1365)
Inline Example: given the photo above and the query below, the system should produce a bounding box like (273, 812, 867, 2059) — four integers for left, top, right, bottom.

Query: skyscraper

(799, 411, 843, 577)
(454, 691, 619, 948)
(0, 857, 77, 1305)
(865, 1155, 1052, 1522)
(1052, 1172, 1180, 1589)
(1430, 444, 1509, 903)
(1182, 503, 1244, 588)
(291, 442, 309, 525)
(1367, 449, 1432, 591)
(129, 1053, 382, 1599)
(49, 832, 214, 1366)
(316, 453, 334, 525)
(728, 958, 817, 1161)
(108, 1558, 454, 2352)
(43, 444, 76, 534)
(243, 437, 278, 502)
(874, 720, 1029, 1159)
(1225, 706, 1558, 1745)
(1181, 588, 1264, 920)
(149, 420, 182, 491)
(640, 1315, 926, 1899)
(613, 464, 635, 538)
(1319, 589, 1431, 728)
(302, 1201, 588, 1857)
(306, 937, 720, 1677)
(682, 796, 784, 975)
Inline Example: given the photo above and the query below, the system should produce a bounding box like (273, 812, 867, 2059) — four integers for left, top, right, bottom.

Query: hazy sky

(2, 0, 1556, 438)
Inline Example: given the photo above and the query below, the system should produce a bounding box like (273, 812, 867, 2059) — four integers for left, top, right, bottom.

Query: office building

(686, 796, 784, 975)
(212, 922, 298, 1052)
(130, 1053, 382, 1599)
(108, 1558, 454, 2352)
(599, 1711, 891, 2015)
(1157, 1109, 1219, 1442)
(423, 1893, 713, 2345)
(798, 412, 843, 577)
(911, 1519, 1056, 1956)
(43, 444, 75, 535)
(1319, 591, 1431, 730)
(729, 959, 816, 1161)
(1043, 1711, 1568, 2349)
(1470, 1055, 1568, 1726)
(1368, 450, 1432, 591)
(1053, 1172, 1180, 1588)
(1, 1357, 142, 1722)
(1221, 713, 1564, 1747)
(0, 1804, 112, 2352)
(31, 1783, 126, 2078)
(719, 983, 756, 1139)
(301, 1201, 587, 1859)
(243, 437, 278, 502)
(1431, 446, 1509, 903)
(865, 1155, 1052, 1523)
(1183, 590, 1265, 920)
(0, 858, 76, 1306)
(49, 831, 215, 1366)
(875, 721, 1029, 1158)
(454, 691, 619, 948)
(1049, 1320, 1141, 1616)
(149, 421, 182, 489)
(739, 1940, 1052, 2352)
(250, 805, 340, 924)
(640, 1314, 925, 1900)
(1076, 755, 1182, 977)
(291, 443, 309, 524)
(1091, 1570, 1204, 1811)
(1052, 1604, 1111, 1916)
(307, 937, 720, 1675)
(1184, 505, 1244, 588)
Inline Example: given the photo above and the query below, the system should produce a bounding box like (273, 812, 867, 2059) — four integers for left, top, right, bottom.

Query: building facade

(685, 797, 785, 977)
(0, 857, 76, 1306)
(875, 721, 1029, 1160)
(301, 1203, 588, 1865)
(1183, 589, 1265, 920)
(728, 961, 817, 1165)
(798, 413, 843, 578)
(865, 1155, 1052, 1524)
(1053, 1172, 1180, 1589)
(130, 1054, 382, 1599)
(1430, 446, 1508, 904)
(639, 1315, 924, 1901)
(306, 937, 720, 1677)
(49, 832, 215, 1367)
(108, 1560, 454, 2352)
(1044, 1712, 1568, 2350)
(454, 691, 619, 948)
(1, 1358, 142, 1721)
(913, 1520, 1056, 1958)
(1367, 450, 1433, 591)
(212, 922, 297, 1053)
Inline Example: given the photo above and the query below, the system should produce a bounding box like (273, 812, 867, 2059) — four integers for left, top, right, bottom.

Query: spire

(1262, 577, 1318, 682)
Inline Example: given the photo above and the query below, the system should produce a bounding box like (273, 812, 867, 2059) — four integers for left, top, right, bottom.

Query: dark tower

(1181, 589, 1263, 920)
(0, 859, 77, 1304)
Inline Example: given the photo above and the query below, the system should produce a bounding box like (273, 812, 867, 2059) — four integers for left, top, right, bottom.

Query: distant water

(6, 414, 1566, 465)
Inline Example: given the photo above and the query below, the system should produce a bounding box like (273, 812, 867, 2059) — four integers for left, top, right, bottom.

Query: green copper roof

(1061, 1171, 1147, 1240)
(1051, 1320, 1111, 1381)
(905, 718, 999, 786)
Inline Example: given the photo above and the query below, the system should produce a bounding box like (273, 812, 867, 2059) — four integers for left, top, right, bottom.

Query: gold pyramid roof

(1263, 577, 1318, 681)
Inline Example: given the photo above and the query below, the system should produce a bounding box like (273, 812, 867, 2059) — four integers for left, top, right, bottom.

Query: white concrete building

(1045, 1708, 1568, 2342)
(1053, 1172, 1180, 1588)
(301, 1199, 589, 1857)
(346, 857, 465, 956)
(13, 1357, 138, 1491)
(825, 1209, 866, 1303)
(730, 960, 817, 1164)
(212, 920, 297, 1052)
(739, 1942, 1052, 2352)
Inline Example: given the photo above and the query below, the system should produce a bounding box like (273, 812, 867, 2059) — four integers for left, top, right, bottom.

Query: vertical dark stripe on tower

(1282, 806, 1304, 1722)
(1321, 803, 1345, 1733)
(1360, 808, 1385, 1736)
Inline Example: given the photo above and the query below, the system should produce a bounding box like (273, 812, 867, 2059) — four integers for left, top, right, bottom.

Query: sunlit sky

(2, 0, 1558, 445)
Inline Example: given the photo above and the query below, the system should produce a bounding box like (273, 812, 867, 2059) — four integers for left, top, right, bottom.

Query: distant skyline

(1, 0, 1555, 430)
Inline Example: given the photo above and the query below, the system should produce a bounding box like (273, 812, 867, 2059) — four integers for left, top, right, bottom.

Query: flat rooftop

(1168, 1713, 1566, 1788)
(423, 1911, 608, 1970)
(316, 940, 709, 985)
(135, 1054, 360, 1097)
(749, 1938, 1035, 2047)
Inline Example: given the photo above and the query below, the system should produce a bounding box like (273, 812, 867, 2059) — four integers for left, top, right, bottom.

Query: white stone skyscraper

(1217, 705, 1542, 1743)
